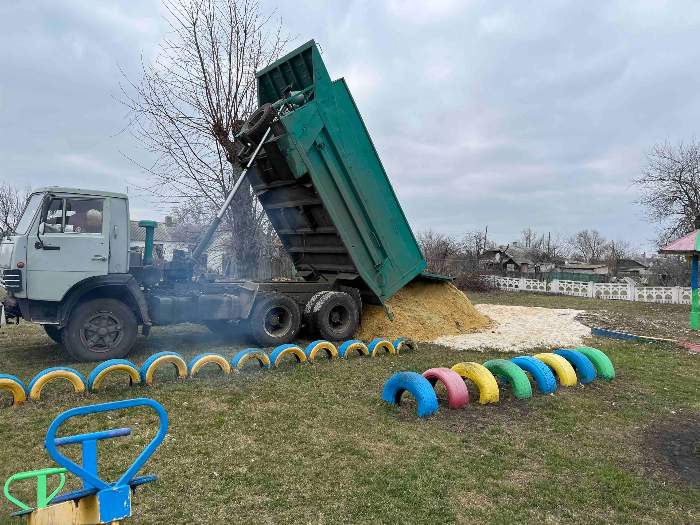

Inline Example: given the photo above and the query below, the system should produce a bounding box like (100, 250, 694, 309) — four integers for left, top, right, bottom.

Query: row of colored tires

(0, 337, 416, 407)
(381, 346, 615, 417)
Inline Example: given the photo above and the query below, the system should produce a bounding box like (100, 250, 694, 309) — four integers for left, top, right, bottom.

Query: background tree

(568, 229, 608, 263)
(124, 0, 287, 276)
(0, 183, 28, 238)
(635, 140, 700, 244)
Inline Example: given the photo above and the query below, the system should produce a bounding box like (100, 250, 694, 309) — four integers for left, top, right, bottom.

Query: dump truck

(0, 40, 427, 361)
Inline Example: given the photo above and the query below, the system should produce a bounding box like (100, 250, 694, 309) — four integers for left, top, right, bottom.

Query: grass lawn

(0, 291, 698, 524)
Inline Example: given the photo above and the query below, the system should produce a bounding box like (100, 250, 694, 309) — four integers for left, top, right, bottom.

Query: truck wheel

(248, 294, 301, 347)
(63, 299, 138, 362)
(312, 291, 359, 341)
(42, 325, 63, 344)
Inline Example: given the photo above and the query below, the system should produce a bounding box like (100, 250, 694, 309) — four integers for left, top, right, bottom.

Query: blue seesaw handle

(45, 398, 168, 491)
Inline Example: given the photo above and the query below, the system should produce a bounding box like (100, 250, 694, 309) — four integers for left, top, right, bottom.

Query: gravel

(433, 304, 591, 352)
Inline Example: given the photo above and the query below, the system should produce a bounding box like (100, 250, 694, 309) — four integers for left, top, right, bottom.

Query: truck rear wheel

(42, 325, 63, 344)
(248, 293, 301, 347)
(311, 291, 359, 341)
(63, 298, 138, 362)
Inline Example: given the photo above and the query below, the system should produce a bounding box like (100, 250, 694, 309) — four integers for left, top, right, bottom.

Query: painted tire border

(482, 359, 533, 399)
(188, 353, 231, 377)
(270, 344, 306, 367)
(534, 353, 578, 386)
(28, 368, 87, 401)
(553, 349, 597, 384)
(393, 337, 418, 354)
(381, 371, 439, 417)
(0, 374, 27, 406)
(139, 352, 188, 386)
(369, 338, 396, 357)
(575, 346, 615, 381)
(231, 349, 271, 370)
(88, 360, 140, 391)
(450, 362, 499, 404)
(304, 340, 339, 361)
(422, 367, 469, 409)
(337, 340, 369, 358)
(511, 356, 557, 394)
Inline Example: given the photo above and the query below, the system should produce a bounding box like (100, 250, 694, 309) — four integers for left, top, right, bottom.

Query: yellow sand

(355, 281, 491, 342)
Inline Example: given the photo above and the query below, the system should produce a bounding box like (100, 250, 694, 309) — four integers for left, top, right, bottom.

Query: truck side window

(43, 198, 65, 233)
(64, 198, 104, 234)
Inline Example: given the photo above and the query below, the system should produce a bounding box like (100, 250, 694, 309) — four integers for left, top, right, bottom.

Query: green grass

(0, 293, 698, 524)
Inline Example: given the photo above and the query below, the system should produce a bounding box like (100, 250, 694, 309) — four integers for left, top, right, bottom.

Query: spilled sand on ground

(434, 304, 591, 352)
(355, 281, 491, 341)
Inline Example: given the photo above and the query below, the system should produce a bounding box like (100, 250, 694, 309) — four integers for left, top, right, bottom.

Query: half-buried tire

(553, 349, 597, 384)
(450, 362, 499, 404)
(422, 368, 469, 409)
(534, 353, 578, 386)
(511, 356, 557, 394)
(337, 340, 369, 358)
(575, 346, 615, 381)
(269, 344, 306, 367)
(381, 372, 439, 417)
(482, 359, 532, 399)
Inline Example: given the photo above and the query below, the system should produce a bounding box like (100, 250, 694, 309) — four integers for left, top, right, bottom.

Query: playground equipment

(660, 229, 700, 330)
(1, 337, 417, 409)
(4, 398, 167, 524)
(382, 347, 615, 417)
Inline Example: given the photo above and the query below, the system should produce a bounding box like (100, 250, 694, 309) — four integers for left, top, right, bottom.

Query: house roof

(560, 262, 607, 270)
(660, 230, 700, 255)
(482, 246, 533, 266)
(617, 258, 649, 269)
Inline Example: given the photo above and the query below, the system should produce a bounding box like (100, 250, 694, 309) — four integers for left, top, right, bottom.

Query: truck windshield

(14, 193, 44, 235)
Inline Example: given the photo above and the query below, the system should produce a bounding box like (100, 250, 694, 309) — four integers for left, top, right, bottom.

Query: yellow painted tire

(188, 353, 231, 377)
(337, 340, 369, 358)
(28, 368, 87, 401)
(231, 349, 271, 370)
(450, 362, 499, 404)
(534, 353, 578, 386)
(139, 352, 188, 386)
(270, 344, 307, 367)
(393, 337, 418, 354)
(369, 338, 396, 357)
(304, 340, 338, 361)
(0, 374, 27, 406)
(88, 360, 141, 391)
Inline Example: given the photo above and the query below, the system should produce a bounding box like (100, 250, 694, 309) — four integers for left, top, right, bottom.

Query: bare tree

(635, 140, 700, 244)
(124, 0, 287, 277)
(605, 239, 636, 276)
(417, 230, 463, 275)
(0, 183, 28, 237)
(568, 229, 608, 263)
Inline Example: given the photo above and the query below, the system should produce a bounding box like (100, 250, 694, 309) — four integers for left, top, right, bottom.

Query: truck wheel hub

(80, 312, 123, 352)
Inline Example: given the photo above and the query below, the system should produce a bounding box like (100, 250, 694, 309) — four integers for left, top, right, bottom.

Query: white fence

(482, 275, 691, 305)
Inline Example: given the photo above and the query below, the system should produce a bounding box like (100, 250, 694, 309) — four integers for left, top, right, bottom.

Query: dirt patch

(355, 281, 490, 341)
(434, 304, 590, 352)
(644, 413, 700, 486)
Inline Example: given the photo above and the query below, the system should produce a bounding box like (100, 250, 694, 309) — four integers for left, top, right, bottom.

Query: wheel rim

(263, 306, 293, 338)
(79, 310, 124, 353)
(328, 305, 351, 333)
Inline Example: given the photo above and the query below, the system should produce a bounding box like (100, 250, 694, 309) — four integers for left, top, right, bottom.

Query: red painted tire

(422, 367, 469, 409)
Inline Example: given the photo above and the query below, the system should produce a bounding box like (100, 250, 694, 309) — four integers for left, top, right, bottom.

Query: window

(14, 193, 44, 235)
(41, 197, 104, 234)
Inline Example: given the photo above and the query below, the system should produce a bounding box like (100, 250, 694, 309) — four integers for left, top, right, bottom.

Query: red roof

(659, 230, 700, 254)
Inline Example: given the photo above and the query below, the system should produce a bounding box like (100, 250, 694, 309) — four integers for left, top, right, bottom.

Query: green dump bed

(248, 40, 426, 303)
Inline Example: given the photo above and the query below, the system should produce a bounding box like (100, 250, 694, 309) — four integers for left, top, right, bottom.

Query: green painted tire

(575, 346, 615, 381)
(483, 359, 533, 399)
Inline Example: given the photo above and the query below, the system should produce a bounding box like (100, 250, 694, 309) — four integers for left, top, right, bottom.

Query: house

(616, 258, 650, 276)
(556, 262, 609, 275)
(480, 245, 535, 274)
(129, 218, 225, 273)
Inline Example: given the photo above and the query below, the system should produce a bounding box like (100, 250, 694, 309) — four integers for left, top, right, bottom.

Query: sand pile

(355, 281, 491, 341)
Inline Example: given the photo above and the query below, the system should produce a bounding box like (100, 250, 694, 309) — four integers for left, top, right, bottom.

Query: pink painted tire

(422, 367, 470, 409)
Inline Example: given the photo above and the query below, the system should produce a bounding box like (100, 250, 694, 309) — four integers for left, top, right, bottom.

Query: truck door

(26, 195, 110, 302)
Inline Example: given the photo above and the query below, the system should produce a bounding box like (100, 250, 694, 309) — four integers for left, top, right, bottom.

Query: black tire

(42, 325, 63, 344)
(311, 291, 359, 341)
(248, 293, 301, 347)
(63, 299, 138, 362)
(302, 291, 330, 336)
(239, 103, 276, 143)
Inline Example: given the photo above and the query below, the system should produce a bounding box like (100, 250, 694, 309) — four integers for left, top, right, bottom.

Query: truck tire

(63, 298, 138, 362)
(239, 103, 276, 143)
(302, 291, 329, 335)
(311, 291, 359, 341)
(43, 325, 63, 344)
(248, 293, 301, 347)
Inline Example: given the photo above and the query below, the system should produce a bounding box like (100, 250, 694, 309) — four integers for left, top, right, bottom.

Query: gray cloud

(2, 1, 700, 251)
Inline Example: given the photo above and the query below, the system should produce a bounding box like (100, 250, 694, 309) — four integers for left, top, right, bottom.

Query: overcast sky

(2, 1, 700, 252)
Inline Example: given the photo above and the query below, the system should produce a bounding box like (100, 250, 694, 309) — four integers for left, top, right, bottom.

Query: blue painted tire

(381, 371, 439, 417)
(511, 356, 557, 394)
(269, 344, 306, 367)
(553, 349, 597, 384)
(368, 338, 396, 357)
(88, 359, 140, 390)
(392, 337, 417, 353)
(0, 374, 28, 406)
(28, 367, 88, 400)
(304, 340, 338, 360)
(139, 351, 188, 385)
(338, 340, 369, 358)
(231, 349, 271, 369)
